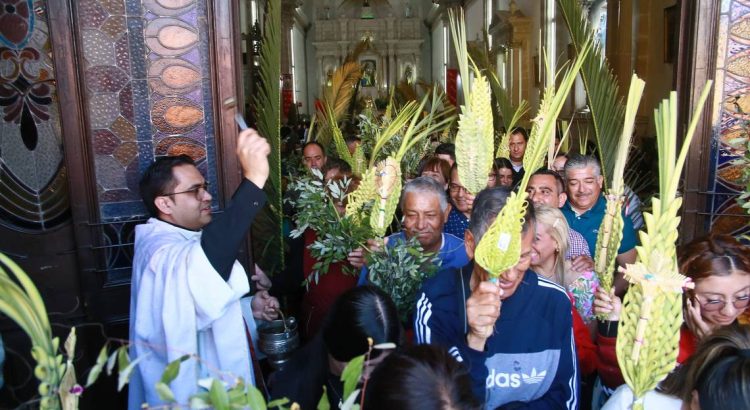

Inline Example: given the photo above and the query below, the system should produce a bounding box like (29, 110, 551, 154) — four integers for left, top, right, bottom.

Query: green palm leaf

(251, 0, 283, 273)
(0, 254, 62, 409)
(558, 0, 625, 188)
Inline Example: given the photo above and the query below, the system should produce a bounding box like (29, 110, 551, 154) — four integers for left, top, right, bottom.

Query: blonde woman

(530, 205, 600, 324)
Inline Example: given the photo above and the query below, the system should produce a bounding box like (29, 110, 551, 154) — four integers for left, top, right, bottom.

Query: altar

(311, 5, 424, 101)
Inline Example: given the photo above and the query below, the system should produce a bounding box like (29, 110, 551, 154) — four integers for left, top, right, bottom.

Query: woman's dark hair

(322, 157, 352, 177)
(678, 234, 750, 283)
(139, 155, 195, 217)
(418, 155, 451, 181)
(322, 286, 402, 362)
(493, 157, 514, 172)
(363, 345, 481, 410)
(435, 142, 456, 161)
(660, 324, 750, 408)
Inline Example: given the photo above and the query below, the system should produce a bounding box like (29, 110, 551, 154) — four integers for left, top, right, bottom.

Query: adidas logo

(486, 368, 548, 388)
(522, 368, 547, 384)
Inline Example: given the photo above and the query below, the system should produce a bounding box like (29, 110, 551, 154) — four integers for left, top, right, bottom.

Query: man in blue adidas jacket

(414, 187, 579, 409)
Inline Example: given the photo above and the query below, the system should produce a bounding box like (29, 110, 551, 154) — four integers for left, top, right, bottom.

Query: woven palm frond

(475, 39, 590, 279)
(455, 71, 495, 195)
(616, 82, 712, 410)
(448, 8, 471, 104)
(485, 67, 528, 159)
(325, 103, 358, 174)
(346, 166, 377, 222)
(495, 92, 529, 159)
(558, 0, 626, 189)
(370, 157, 402, 237)
(616, 263, 684, 403)
(475, 191, 529, 278)
(595, 75, 645, 295)
(519, 42, 591, 191)
(352, 144, 368, 176)
(251, 0, 283, 273)
(593, 197, 624, 296)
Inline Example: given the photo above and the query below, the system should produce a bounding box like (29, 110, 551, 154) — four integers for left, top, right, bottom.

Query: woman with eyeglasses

(592, 234, 750, 406)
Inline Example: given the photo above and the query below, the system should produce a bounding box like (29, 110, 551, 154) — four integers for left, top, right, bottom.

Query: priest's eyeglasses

(161, 182, 210, 200)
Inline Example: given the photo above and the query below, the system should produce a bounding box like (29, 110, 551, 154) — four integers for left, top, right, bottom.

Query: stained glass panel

(0, 0, 70, 231)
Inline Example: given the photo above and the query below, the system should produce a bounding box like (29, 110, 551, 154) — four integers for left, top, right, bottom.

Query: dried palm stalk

(475, 42, 591, 278)
(595, 75, 645, 298)
(616, 82, 712, 410)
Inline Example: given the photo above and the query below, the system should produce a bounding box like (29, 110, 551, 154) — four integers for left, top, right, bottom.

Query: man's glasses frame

(160, 182, 210, 200)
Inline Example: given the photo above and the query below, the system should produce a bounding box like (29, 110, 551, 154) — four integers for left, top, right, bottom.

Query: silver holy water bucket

(258, 317, 299, 370)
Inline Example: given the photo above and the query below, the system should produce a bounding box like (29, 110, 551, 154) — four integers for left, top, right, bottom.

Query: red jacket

(571, 297, 598, 376)
(596, 323, 697, 389)
(300, 229, 358, 340)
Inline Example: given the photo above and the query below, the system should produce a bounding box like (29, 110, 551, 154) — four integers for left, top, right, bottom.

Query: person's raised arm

(201, 128, 270, 281)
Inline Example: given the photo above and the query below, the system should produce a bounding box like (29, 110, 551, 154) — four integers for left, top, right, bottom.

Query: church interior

(0, 0, 748, 408)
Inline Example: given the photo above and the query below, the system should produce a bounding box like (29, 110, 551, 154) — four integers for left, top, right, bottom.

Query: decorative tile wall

(76, 0, 218, 221)
(0, 0, 70, 231)
(709, 0, 750, 237)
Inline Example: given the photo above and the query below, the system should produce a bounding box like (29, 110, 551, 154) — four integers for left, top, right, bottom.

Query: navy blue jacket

(414, 264, 579, 409)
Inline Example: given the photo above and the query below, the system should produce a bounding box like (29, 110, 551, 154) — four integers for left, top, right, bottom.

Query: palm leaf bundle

(324, 103, 367, 177)
(370, 157, 402, 237)
(594, 75, 645, 297)
(495, 90, 529, 159)
(448, 10, 495, 195)
(464, 34, 529, 159)
(316, 61, 363, 148)
(454, 70, 495, 195)
(347, 90, 455, 236)
(0, 254, 62, 409)
(558, 0, 625, 188)
(251, 0, 283, 274)
(475, 42, 591, 278)
(616, 82, 712, 410)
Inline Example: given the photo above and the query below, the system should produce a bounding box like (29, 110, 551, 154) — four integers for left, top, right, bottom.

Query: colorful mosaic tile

(86, 65, 130, 93)
(73, 0, 218, 222)
(118, 83, 134, 122)
(710, 0, 750, 236)
(78, 0, 109, 30)
(93, 129, 121, 155)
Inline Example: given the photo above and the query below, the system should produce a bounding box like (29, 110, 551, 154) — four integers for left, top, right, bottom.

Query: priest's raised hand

(237, 128, 271, 189)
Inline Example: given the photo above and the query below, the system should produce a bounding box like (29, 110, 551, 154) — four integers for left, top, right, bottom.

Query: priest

(128, 128, 279, 408)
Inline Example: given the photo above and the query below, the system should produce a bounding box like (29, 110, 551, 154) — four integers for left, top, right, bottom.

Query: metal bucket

(258, 317, 299, 370)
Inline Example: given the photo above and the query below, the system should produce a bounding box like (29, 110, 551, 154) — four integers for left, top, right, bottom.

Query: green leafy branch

(286, 169, 372, 286)
(366, 236, 441, 322)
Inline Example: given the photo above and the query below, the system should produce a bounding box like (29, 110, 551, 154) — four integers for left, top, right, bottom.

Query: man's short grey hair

(400, 176, 449, 212)
(563, 153, 601, 178)
(468, 187, 536, 244)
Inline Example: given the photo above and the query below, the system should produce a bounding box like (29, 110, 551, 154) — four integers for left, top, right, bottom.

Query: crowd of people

(128, 122, 750, 409)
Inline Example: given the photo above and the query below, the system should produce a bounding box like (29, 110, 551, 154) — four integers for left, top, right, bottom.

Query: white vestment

(128, 218, 253, 409)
